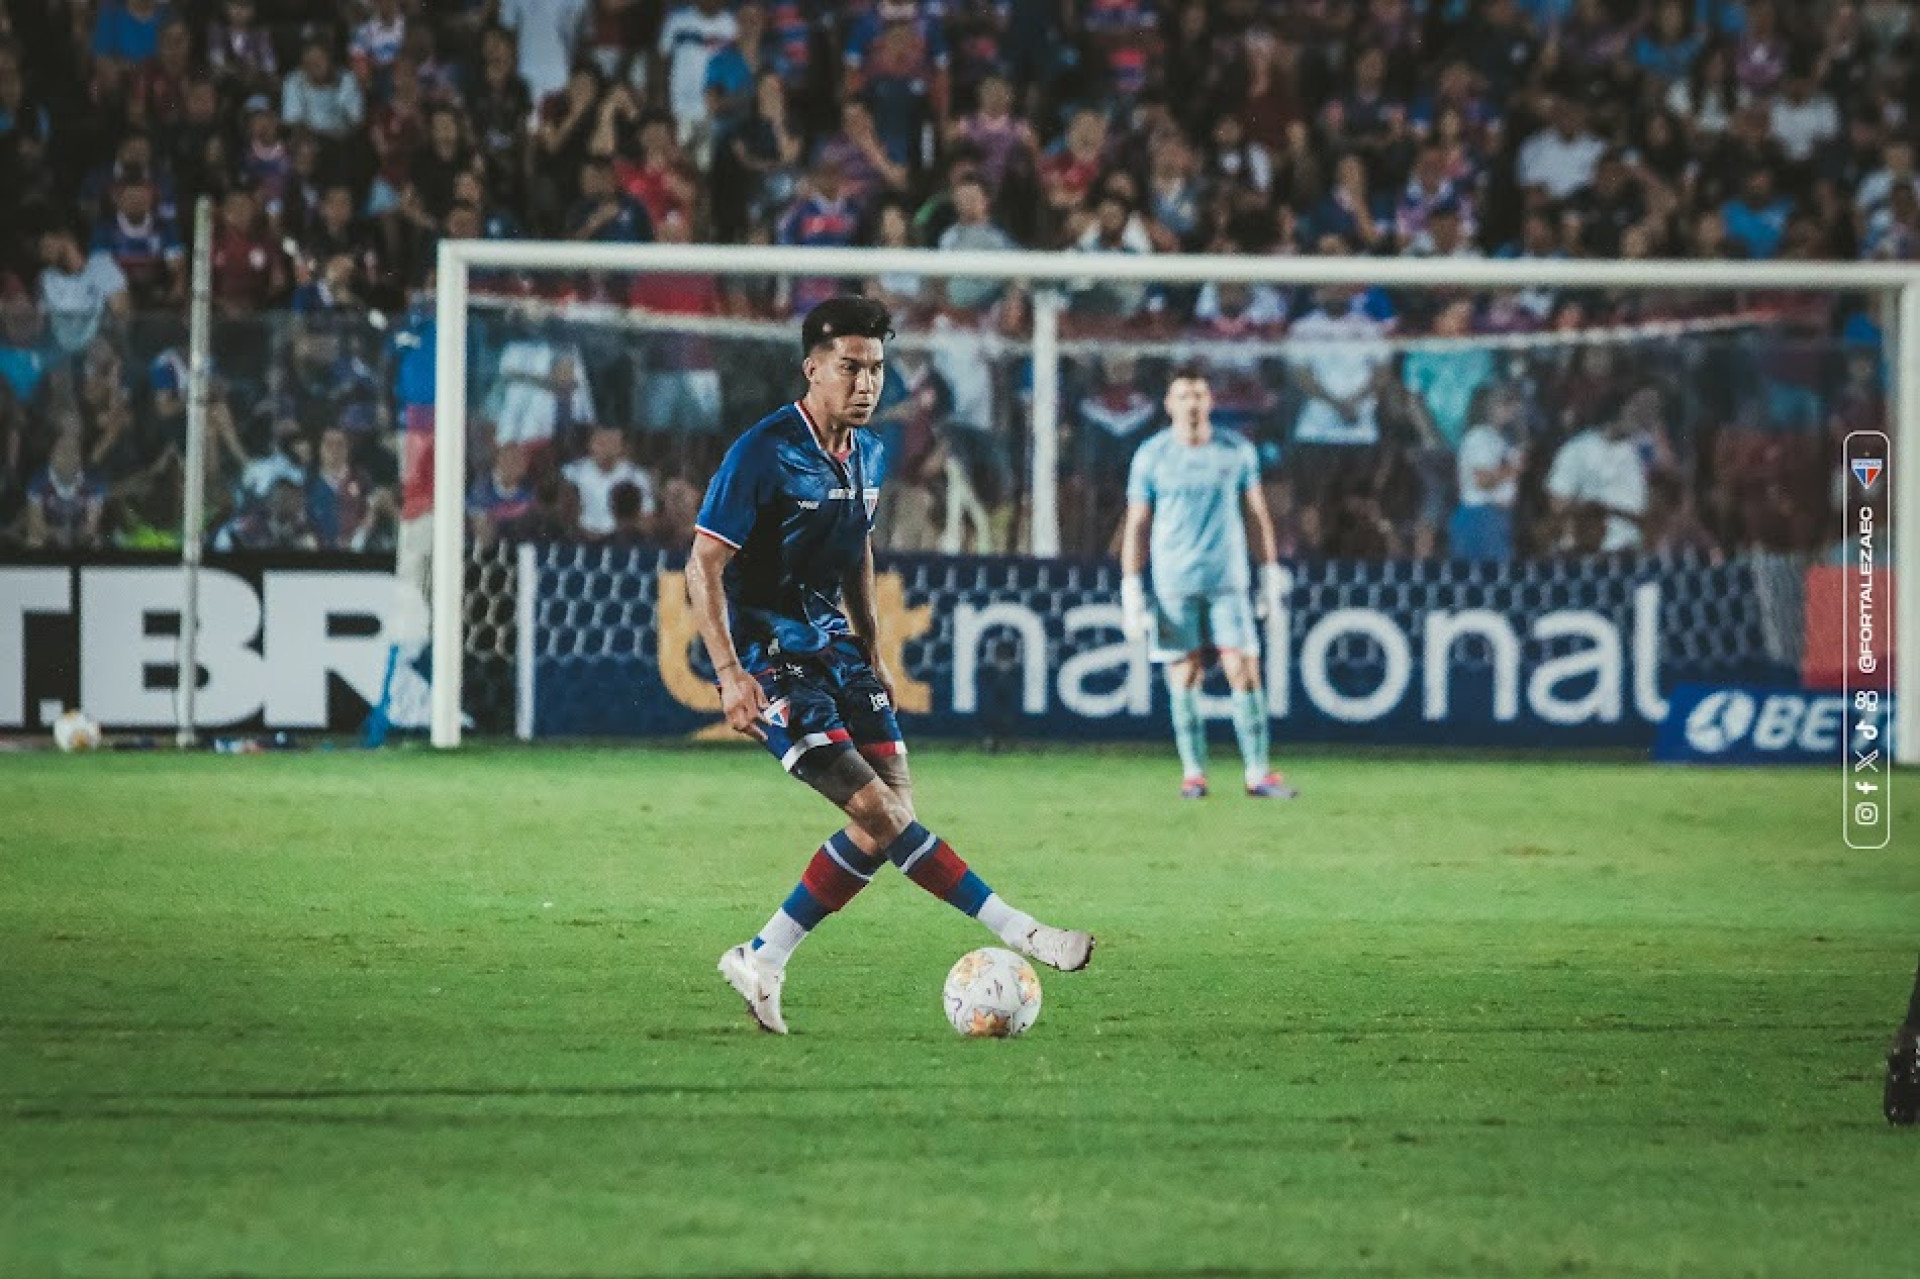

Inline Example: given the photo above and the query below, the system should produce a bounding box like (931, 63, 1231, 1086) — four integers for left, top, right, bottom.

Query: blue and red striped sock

(751, 831, 886, 968)
(884, 821, 1035, 944)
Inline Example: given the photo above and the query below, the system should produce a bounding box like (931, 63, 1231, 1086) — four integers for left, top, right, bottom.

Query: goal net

(429, 246, 1918, 760)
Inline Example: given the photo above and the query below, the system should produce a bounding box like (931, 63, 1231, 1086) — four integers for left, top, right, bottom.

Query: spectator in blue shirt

(0, 289, 47, 410)
(93, 0, 173, 93)
(703, 2, 769, 143)
(1634, 0, 1704, 84)
(1721, 167, 1792, 258)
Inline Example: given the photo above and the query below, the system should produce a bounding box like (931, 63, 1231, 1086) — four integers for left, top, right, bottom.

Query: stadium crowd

(0, 0, 1906, 560)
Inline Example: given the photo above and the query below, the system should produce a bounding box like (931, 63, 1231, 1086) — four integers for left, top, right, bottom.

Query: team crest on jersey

(762, 697, 791, 728)
(864, 487, 880, 518)
(1853, 458, 1883, 490)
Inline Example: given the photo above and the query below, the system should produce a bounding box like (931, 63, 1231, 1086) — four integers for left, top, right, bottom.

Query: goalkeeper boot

(718, 944, 788, 1035)
(1886, 1023, 1919, 1126)
(1246, 771, 1299, 800)
(1181, 775, 1209, 800)
(1017, 924, 1095, 973)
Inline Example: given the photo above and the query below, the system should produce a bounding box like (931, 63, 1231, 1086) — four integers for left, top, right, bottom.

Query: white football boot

(1017, 924, 1096, 973)
(718, 944, 789, 1035)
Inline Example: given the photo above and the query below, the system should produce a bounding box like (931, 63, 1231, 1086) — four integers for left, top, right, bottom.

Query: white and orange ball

(943, 947, 1043, 1038)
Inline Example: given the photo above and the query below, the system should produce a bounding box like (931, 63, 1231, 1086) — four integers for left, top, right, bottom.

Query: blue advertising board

(1654, 684, 1895, 765)
(527, 549, 1790, 748)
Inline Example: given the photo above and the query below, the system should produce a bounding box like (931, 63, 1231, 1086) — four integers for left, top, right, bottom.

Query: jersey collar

(795, 399, 852, 463)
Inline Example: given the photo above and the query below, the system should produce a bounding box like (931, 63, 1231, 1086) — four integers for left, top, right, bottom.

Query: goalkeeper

(1120, 367, 1296, 800)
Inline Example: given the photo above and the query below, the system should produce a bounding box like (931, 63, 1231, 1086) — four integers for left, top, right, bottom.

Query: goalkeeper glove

(1120, 574, 1152, 640)
(1256, 561, 1285, 620)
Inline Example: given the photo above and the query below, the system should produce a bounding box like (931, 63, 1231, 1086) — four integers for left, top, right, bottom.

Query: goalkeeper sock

(882, 821, 1035, 943)
(1168, 683, 1207, 779)
(750, 831, 886, 969)
(1230, 687, 1272, 785)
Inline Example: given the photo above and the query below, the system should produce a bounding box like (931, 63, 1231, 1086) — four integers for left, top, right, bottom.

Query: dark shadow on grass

(8, 1106, 522, 1127)
(124, 1268, 1683, 1279)
(8, 1080, 911, 1111)
(106, 1272, 1422, 1279)
(1091, 1019, 1882, 1038)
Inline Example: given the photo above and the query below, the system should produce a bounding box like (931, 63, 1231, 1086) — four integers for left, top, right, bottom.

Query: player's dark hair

(1169, 363, 1209, 386)
(802, 296, 895, 356)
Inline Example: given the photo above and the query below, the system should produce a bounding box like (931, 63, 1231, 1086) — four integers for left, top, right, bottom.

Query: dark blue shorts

(754, 639, 905, 773)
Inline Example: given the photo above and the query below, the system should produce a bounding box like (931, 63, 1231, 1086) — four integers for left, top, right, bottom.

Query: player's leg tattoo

(793, 743, 881, 809)
(869, 753, 914, 822)
(1166, 656, 1208, 783)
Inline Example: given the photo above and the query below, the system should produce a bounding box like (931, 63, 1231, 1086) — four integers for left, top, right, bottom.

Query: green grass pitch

(1, 745, 1914, 1278)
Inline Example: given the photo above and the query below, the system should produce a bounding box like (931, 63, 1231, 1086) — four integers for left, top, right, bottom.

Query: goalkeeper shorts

(1151, 591, 1260, 664)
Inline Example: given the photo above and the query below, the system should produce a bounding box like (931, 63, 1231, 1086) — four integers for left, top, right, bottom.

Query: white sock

(977, 893, 1038, 947)
(751, 910, 806, 969)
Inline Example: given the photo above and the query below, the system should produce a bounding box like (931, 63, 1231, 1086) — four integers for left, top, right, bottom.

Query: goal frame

(431, 242, 1920, 759)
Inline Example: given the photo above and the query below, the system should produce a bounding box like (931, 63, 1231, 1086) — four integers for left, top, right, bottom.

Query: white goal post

(431, 243, 1920, 759)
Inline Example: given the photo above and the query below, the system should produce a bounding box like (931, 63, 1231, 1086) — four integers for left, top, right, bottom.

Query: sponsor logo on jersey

(870, 691, 890, 711)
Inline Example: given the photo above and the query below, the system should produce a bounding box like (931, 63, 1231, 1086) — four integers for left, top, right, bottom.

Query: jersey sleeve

(1236, 436, 1260, 494)
(696, 431, 775, 548)
(1124, 439, 1156, 507)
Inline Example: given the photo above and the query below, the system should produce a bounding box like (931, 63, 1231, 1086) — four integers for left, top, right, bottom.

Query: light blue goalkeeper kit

(1125, 427, 1262, 658)
(1125, 424, 1286, 795)
(1126, 428, 1259, 597)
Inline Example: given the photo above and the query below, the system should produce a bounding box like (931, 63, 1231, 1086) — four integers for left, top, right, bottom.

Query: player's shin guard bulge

(883, 821, 1096, 973)
(885, 821, 987, 910)
(800, 836, 876, 912)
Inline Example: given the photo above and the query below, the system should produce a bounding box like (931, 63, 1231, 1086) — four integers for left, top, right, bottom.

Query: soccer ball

(943, 947, 1042, 1038)
(52, 709, 103, 753)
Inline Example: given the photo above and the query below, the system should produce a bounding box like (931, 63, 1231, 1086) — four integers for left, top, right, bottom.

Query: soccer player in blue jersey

(1120, 366, 1297, 801)
(689, 296, 1095, 1035)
